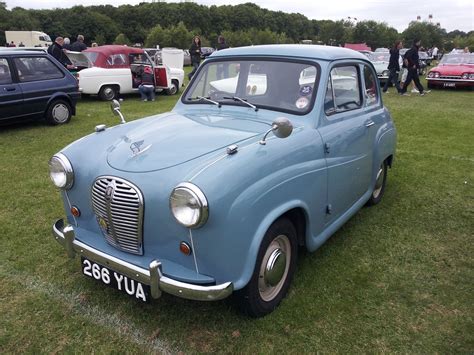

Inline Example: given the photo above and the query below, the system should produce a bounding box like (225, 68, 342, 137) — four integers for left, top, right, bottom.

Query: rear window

(14, 56, 64, 82)
(0, 58, 12, 84)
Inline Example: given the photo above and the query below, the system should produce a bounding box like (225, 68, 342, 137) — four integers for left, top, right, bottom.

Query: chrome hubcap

(52, 104, 69, 122)
(104, 87, 114, 99)
(372, 165, 384, 198)
(258, 234, 291, 302)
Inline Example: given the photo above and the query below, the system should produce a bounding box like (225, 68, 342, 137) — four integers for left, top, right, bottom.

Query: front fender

(189, 128, 326, 290)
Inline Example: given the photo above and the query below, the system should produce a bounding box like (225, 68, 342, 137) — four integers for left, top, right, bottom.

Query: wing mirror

(259, 117, 293, 145)
(110, 99, 126, 124)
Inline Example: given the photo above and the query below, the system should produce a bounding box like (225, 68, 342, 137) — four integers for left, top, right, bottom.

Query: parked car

(183, 49, 191, 66)
(49, 45, 397, 317)
(200, 46, 215, 59)
(66, 45, 184, 100)
(0, 50, 80, 125)
(418, 51, 432, 66)
(367, 52, 402, 85)
(426, 53, 474, 89)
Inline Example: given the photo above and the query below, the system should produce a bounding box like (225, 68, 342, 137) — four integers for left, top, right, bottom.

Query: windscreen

(184, 59, 319, 115)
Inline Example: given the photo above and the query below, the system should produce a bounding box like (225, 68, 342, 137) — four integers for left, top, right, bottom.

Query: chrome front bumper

(52, 219, 233, 301)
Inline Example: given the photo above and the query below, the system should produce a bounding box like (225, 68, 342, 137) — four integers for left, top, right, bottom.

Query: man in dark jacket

(400, 38, 427, 96)
(48, 37, 72, 68)
(383, 40, 402, 93)
(70, 35, 87, 52)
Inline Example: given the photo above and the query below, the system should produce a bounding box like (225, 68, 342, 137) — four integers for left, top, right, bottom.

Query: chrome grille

(440, 75, 461, 79)
(91, 176, 144, 255)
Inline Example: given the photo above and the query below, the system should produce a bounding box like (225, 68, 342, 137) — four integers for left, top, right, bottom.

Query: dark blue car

(0, 50, 80, 125)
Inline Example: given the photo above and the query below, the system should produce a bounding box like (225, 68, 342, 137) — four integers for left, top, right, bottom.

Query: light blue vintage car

(49, 45, 397, 317)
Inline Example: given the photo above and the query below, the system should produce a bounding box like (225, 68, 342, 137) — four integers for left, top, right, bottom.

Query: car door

(0, 57, 24, 121)
(318, 63, 373, 223)
(13, 55, 65, 116)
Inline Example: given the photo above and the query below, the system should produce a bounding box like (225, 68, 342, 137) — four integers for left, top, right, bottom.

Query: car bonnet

(106, 111, 270, 172)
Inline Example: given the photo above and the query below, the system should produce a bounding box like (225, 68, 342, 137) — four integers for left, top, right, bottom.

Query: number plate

(443, 82, 456, 88)
(81, 257, 150, 302)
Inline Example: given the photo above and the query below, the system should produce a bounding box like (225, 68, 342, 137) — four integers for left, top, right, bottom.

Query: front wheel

(235, 218, 297, 317)
(45, 99, 72, 125)
(366, 160, 388, 206)
(166, 80, 179, 95)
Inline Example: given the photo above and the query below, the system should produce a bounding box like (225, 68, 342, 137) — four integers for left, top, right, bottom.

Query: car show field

(0, 68, 472, 352)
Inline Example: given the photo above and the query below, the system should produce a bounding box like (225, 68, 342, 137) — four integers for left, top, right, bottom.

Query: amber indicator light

(71, 206, 81, 217)
(179, 242, 192, 255)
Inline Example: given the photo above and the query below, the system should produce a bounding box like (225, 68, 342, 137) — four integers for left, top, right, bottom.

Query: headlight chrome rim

(49, 153, 74, 190)
(170, 182, 209, 228)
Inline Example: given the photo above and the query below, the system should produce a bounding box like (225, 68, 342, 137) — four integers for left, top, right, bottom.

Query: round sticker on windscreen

(295, 97, 309, 109)
(299, 85, 312, 96)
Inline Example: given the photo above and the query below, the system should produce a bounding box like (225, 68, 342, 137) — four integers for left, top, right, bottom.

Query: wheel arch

(44, 93, 75, 117)
(233, 200, 310, 290)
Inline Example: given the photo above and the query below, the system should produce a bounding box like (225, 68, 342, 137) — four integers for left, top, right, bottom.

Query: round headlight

(49, 153, 74, 190)
(469, 74, 474, 80)
(170, 182, 208, 228)
(428, 72, 434, 78)
(382, 70, 389, 76)
(462, 73, 469, 79)
(434, 72, 440, 78)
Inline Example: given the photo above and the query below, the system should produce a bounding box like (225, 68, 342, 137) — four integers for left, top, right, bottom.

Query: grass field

(0, 76, 473, 353)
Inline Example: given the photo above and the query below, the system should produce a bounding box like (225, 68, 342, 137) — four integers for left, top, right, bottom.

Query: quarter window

(0, 58, 12, 84)
(13, 57, 64, 82)
(325, 65, 361, 115)
(363, 65, 378, 106)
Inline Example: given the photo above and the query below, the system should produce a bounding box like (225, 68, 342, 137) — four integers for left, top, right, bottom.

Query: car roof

(84, 45, 143, 56)
(0, 49, 48, 56)
(210, 44, 368, 61)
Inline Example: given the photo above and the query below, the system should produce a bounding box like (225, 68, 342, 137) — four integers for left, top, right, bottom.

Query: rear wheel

(166, 80, 179, 95)
(45, 99, 71, 125)
(99, 85, 118, 101)
(235, 218, 297, 317)
(366, 160, 387, 206)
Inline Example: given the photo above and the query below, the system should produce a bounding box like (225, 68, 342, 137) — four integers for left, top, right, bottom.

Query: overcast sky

(5, 0, 474, 33)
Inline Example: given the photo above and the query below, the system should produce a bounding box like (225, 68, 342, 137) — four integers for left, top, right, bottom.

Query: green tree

(114, 33, 131, 46)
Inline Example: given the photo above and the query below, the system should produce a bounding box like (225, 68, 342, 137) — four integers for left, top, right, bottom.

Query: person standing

(216, 35, 229, 79)
(383, 40, 402, 93)
(48, 37, 73, 68)
(70, 35, 87, 52)
(63, 37, 71, 50)
(400, 38, 427, 96)
(188, 35, 201, 81)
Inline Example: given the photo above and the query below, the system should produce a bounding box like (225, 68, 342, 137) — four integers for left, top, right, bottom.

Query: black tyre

(45, 99, 72, 125)
(235, 217, 298, 317)
(166, 80, 179, 95)
(366, 160, 387, 206)
(99, 85, 118, 101)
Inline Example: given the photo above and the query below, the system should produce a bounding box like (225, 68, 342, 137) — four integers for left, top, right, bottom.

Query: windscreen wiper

(188, 96, 221, 107)
(223, 96, 258, 111)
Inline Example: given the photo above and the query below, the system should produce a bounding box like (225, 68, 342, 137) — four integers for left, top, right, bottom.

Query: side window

(14, 57, 64, 82)
(0, 58, 12, 84)
(363, 65, 378, 106)
(107, 54, 127, 67)
(325, 65, 361, 115)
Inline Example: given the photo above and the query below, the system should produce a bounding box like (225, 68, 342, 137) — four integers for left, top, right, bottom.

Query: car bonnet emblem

(104, 180, 116, 201)
(130, 140, 152, 157)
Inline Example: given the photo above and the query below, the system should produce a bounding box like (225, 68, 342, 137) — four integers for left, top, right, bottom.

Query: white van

(5, 31, 52, 47)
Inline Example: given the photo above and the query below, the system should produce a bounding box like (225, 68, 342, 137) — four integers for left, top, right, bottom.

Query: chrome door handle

(4, 87, 16, 92)
(365, 120, 375, 127)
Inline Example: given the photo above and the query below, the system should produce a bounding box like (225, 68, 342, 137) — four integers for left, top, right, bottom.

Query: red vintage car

(66, 45, 184, 100)
(426, 53, 474, 89)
